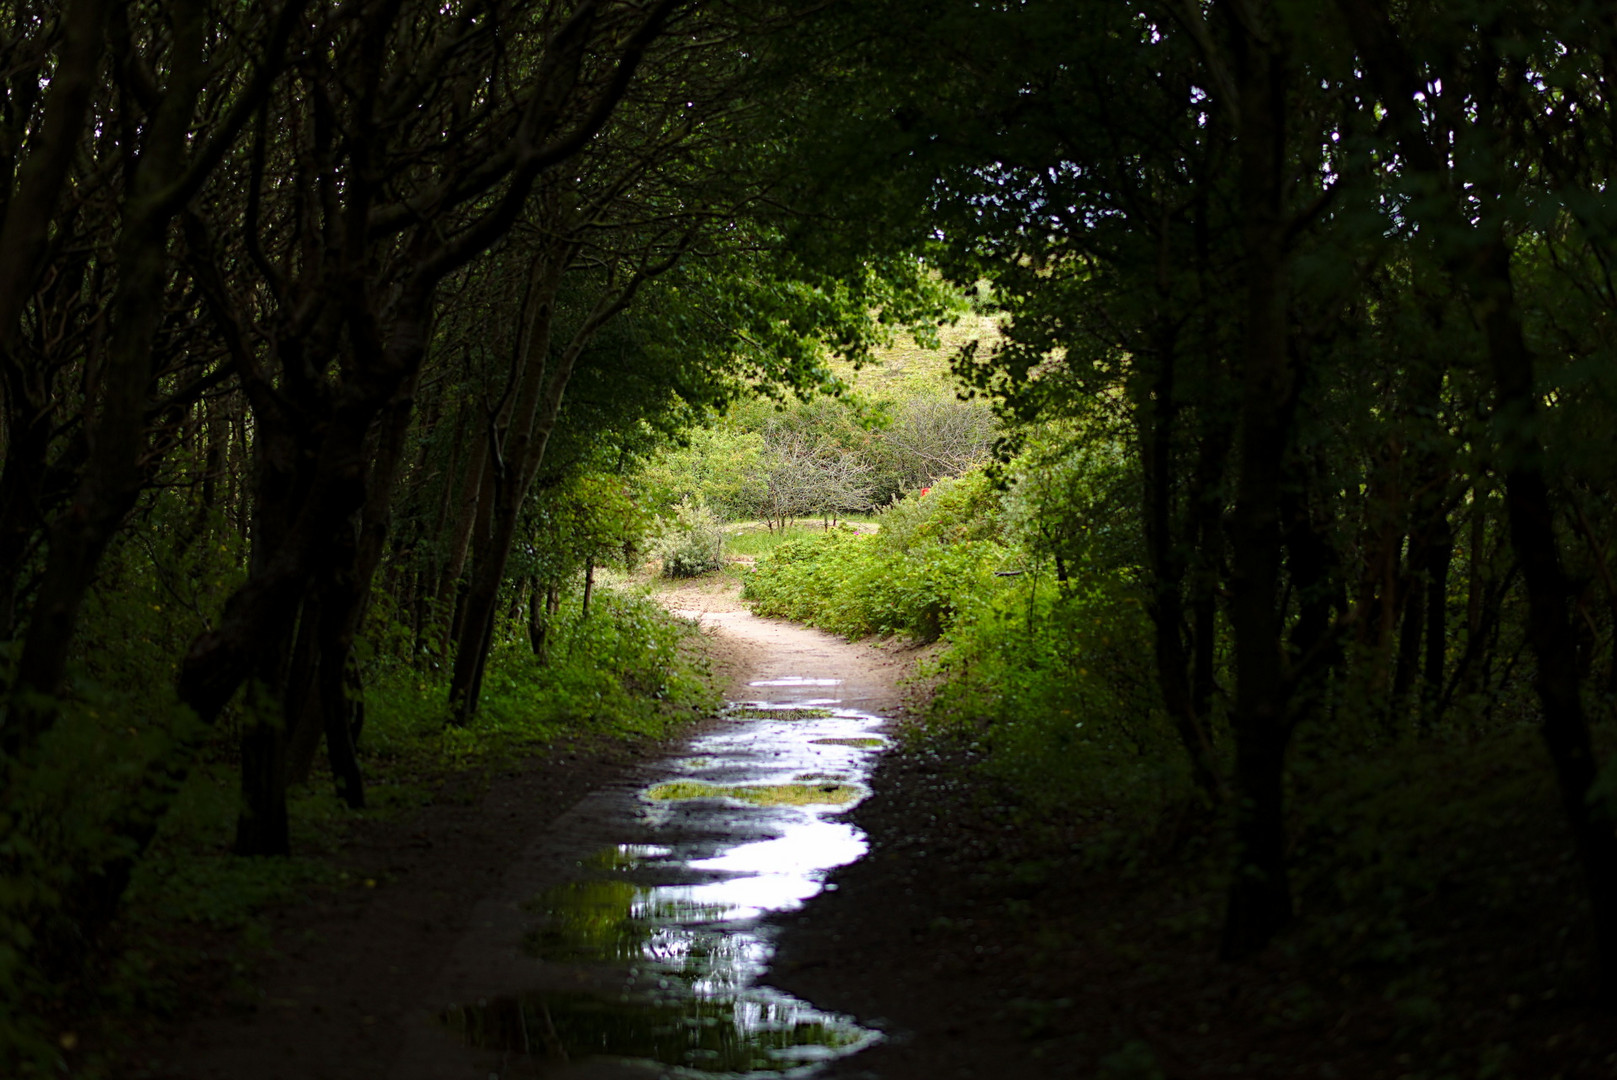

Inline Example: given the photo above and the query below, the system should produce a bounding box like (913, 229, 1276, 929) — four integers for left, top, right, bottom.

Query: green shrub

(655, 500, 727, 578)
(741, 465, 1184, 822)
(876, 469, 1005, 552)
(742, 469, 1012, 640)
(742, 528, 1010, 641)
(930, 574, 1183, 819)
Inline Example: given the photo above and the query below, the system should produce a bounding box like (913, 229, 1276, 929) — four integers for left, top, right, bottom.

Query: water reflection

(748, 677, 842, 687)
(443, 701, 887, 1076)
(441, 990, 870, 1074)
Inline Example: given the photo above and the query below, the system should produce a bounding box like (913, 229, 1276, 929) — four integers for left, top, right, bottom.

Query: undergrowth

(739, 466, 1612, 1037)
(3, 585, 718, 1076)
(365, 588, 718, 767)
(742, 469, 1180, 820)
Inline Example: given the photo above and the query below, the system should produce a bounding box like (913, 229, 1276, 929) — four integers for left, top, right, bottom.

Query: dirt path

(119, 577, 1617, 1080)
(653, 573, 919, 715)
(133, 579, 929, 1080)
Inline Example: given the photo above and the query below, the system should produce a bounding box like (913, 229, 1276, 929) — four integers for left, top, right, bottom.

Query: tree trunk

(434, 418, 487, 658)
(5, 0, 207, 756)
(234, 677, 291, 856)
(528, 580, 549, 661)
(1419, 512, 1452, 733)
(1138, 315, 1223, 807)
(1390, 550, 1425, 726)
(283, 601, 326, 786)
(1475, 235, 1617, 996)
(1220, 11, 1299, 960)
(449, 242, 578, 723)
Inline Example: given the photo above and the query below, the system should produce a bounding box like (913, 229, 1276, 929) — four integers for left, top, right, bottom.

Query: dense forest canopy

(2, 0, 1617, 1070)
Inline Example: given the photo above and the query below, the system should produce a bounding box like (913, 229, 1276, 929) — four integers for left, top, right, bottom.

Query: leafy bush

(742, 464, 1180, 821)
(742, 469, 1012, 640)
(930, 574, 1180, 819)
(876, 468, 1005, 551)
(655, 500, 727, 578)
(743, 528, 1009, 641)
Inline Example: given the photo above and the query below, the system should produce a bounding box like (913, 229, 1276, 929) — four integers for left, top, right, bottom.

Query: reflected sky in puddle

(748, 677, 842, 688)
(443, 697, 887, 1076)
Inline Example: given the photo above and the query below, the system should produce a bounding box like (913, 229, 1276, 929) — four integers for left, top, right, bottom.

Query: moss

(646, 780, 861, 806)
(725, 706, 833, 721)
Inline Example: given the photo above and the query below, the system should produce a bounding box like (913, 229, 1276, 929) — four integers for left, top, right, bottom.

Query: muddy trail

(138, 579, 933, 1080)
(126, 579, 1616, 1079)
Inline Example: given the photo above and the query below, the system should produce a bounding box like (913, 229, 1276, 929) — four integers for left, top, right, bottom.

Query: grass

(724, 518, 878, 560)
(28, 585, 727, 1078)
(646, 780, 863, 807)
(363, 588, 720, 767)
(724, 706, 834, 720)
(828, 308, 1003, 396)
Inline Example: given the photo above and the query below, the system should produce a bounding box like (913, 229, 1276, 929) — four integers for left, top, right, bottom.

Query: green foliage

(632, 329, 997, 526)
(0, 501, 248, 1072)
(515, 472, 653, 584)
(1000, 427, 1140, 574)
(655, 501, 727, 579)
(1287, 728, 1572, 972)
(743, 526, 1009, 642)
(874, 470, 1005, 552)
(638, 426, 767, 519)
(931, 575, 1183, 820)
(1098, 1041, 1165, 1080)
(741, 469, 1020, 641)
(742, 453, 1179, 821)
(366, 589, 718, 765)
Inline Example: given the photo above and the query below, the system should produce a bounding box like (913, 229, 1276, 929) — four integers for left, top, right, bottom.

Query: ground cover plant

(741, 413, 1617, 1072)
(12, 582, 717, 1075)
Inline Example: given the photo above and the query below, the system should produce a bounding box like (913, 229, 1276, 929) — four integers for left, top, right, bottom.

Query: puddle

(439, 686, 889, 1076)
(441, 990, 869, 1074)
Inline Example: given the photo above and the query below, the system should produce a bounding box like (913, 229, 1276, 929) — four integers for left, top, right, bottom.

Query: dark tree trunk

(1475, 236, 1617, 995)
(1282, 466, 1344, 733)
(5, 0, 208, 756)
(450, 238, 606, 723)
(1137, 306, 1223, 807)
(283, 601, 326, 786)
(435, 419, 487, 656)
(1420, 512, 1453, 733)
(1220, 11, 1299, 960)
(1338, 0, 1617, 990)
(528, 580, 549, 661)
(1390, 550, 1425, 724)
(234, 680, 291, 856)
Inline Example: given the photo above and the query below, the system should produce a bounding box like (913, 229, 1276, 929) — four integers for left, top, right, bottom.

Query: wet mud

(384, 601, 904, 1079)
(138, 584, 922, 1080)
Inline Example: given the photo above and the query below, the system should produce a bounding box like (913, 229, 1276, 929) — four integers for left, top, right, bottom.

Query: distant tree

(868, 393, 995, 502)
(757, 425, 875, 529)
